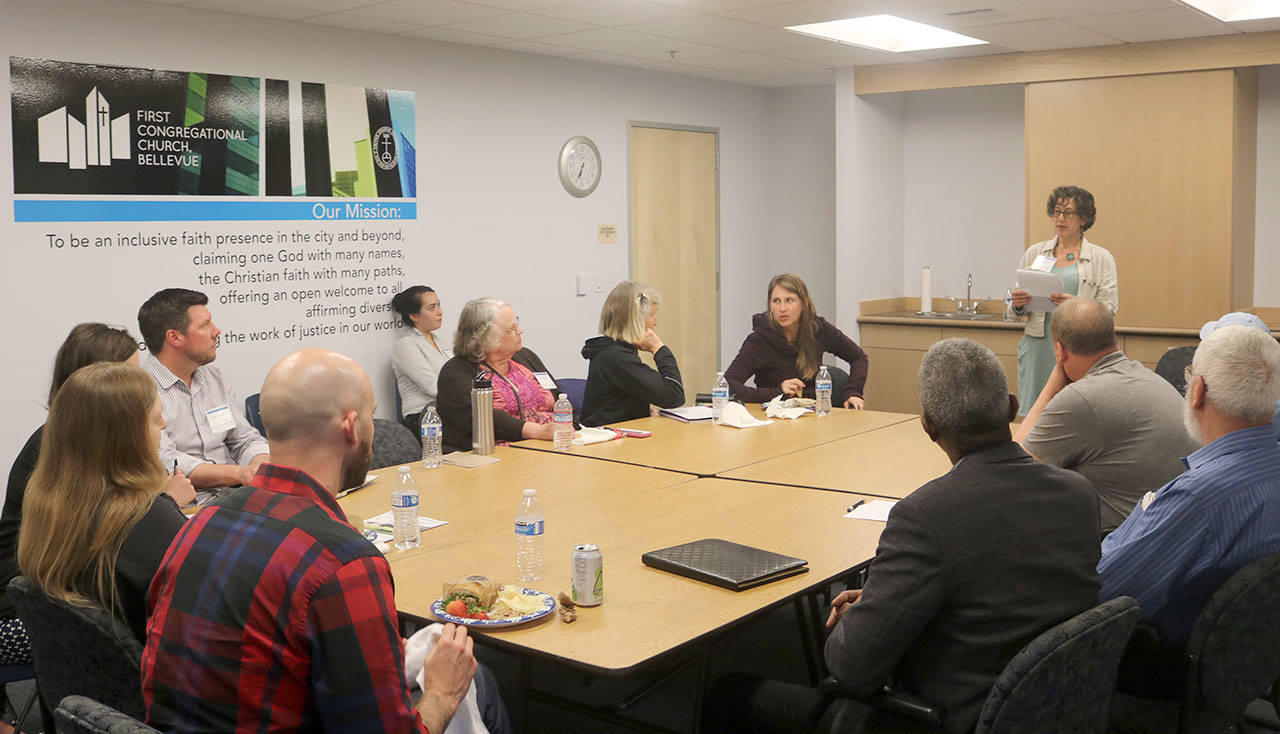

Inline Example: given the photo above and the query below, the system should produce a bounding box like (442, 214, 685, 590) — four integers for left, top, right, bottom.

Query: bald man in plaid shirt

(142, 349, 479, 732)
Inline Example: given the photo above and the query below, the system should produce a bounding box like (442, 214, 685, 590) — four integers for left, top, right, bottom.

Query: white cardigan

(392, 329, 450, 418)
(1006, 236, 1118, 338)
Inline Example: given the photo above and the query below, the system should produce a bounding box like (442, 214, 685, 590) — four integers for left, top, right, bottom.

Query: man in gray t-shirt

(1014, 298, 1198, 532)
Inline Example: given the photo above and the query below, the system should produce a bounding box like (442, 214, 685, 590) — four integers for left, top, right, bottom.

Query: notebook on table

(641, 538, 808, 591)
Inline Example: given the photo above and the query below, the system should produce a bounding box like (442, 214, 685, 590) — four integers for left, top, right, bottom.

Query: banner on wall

(10, 56, 416, 221)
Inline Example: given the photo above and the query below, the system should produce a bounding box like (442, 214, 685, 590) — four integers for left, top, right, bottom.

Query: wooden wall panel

(1025, 69, 1255, 330)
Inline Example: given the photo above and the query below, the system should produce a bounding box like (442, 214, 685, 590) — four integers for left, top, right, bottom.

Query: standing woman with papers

(1007, 186, 1117, 415)
(725, 273, 869, 408)
(580, 281, 685, 426)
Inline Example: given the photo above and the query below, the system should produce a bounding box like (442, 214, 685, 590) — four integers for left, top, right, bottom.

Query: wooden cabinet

(859, 319, 1200, 414)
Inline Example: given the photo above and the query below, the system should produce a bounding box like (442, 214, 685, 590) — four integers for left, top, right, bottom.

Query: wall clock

(558, 135, 601, 197)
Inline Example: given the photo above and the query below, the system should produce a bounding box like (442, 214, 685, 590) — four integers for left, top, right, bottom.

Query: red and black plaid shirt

(141, 464, 428, 732)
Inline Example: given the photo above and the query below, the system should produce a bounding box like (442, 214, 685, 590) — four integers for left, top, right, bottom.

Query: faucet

(944, 273, 985, 315)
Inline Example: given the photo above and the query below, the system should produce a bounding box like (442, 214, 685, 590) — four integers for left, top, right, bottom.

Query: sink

(877, 310, 1007, 322)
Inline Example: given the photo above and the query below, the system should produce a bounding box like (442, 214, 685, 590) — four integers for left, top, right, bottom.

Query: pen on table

(172, 459, 178, 474)
(846, 500, 865, 513)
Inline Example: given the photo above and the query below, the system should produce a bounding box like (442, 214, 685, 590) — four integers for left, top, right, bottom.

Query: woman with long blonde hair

(18, 362, 191, 640)
(580, 280, 686, 426)
(725, 273, 869, 408)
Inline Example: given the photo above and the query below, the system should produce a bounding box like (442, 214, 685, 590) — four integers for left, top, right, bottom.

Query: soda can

(571, 544, 603, 606)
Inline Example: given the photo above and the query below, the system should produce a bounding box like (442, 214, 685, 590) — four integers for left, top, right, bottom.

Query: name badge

(206, 405, 236, 433)
(532, 372, 557, 390)
(1030, 254, 1056, 273)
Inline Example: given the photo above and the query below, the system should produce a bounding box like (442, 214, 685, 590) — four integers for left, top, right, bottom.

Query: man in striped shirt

(138, 288, 269, 494)
(1099, 325, 1280, 693)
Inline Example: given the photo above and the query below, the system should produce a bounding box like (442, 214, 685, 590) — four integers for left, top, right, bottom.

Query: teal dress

(1017, 264, 1079, 415)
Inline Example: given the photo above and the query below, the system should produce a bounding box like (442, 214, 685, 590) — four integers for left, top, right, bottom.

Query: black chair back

(54, 695, 159, 734)
(825, 364, 850, 403)
(6, 576, 144, 719)
(1155, 346, 1196, 394)
(244, 392, 266, 435)
(976, 596, 1140, 733)
(371, 417, 421, 469)
(1181, 549, 1280, 731)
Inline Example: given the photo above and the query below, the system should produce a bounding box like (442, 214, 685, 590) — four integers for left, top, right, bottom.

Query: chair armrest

(809, 678, 945, 729)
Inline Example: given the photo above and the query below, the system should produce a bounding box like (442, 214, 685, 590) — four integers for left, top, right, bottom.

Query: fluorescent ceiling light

(1179, 0, 1280, 21)
(785, 14, 988, 53)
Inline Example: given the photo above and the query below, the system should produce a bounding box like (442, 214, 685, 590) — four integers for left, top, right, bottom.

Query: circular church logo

(372, 126, 398, 171)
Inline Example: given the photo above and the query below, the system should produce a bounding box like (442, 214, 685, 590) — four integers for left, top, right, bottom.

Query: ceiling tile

(783, 69, 837, 83)
(610, 38, 738, 59)
(647, 0, 800, 13)
(444, 12, 596, 38)
(622, 14, 767, 37)
(534, 0, 698, 26)
(465, 0, 585, 11)
(1231, 17, 1280, 32)
(698, 27, 832, 49)
(489, 38, 591, 55)
(763, 41, 893, 64)
(1070, 8, 1233, 43)
(402, 26, 513, 44)
(690, 51, 826, 75)
(345, 0, 508, 26)
(961, 19, 1122, 50)
(306, 14, 425, 32)
(535, 26, 666, 50)
(181, 0, 318, 20)
(721, 1, 863, 27)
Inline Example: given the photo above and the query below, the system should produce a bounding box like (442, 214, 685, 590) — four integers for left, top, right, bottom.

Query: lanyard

(482, 361, 525, 418)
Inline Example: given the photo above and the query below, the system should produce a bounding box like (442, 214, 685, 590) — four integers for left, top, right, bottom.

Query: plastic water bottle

(553, 393, 574, 451)
(514, 488, 545, 582)
(712, 371, 729, 423)
(421, 406, 442, 468)
(392, 466, 420, 551)
(816, 365, 833, 417)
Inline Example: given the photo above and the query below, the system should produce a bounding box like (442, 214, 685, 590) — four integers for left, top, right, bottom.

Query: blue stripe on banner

(13, 200, 417, 222)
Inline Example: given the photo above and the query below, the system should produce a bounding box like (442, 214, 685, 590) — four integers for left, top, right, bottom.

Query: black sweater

(437, 348, 561, 454)
(579, 337, 684, 426)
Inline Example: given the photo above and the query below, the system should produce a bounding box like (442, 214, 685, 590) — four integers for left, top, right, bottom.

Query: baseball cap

(1199, 312, 1270, 340)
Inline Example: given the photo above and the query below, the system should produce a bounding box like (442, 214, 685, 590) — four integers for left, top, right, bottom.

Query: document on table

(364, 512, 448, 533)
(443, 452, 499, 468)
(1015, 269, 1064, 312)
(844, 500, 896, 522)
(660, 405, 714, 422)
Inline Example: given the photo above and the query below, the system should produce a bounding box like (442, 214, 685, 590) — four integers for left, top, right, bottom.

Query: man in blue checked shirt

(1099, 324, 1280, 696)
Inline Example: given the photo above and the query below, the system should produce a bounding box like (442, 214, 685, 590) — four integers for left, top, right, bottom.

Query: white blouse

(392, 329, 449, 418)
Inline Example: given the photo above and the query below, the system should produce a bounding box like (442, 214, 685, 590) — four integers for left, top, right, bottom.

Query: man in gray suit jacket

(705, 338, 1102, 733)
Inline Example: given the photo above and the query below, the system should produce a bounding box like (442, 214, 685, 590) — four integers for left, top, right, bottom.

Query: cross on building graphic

(36, 87, 130, 169)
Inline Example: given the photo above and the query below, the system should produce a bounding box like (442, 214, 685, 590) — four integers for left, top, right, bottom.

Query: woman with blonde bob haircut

(580, 281, 685, 426)
(726, 273, 869, 408)
(18, 362, 191, 641)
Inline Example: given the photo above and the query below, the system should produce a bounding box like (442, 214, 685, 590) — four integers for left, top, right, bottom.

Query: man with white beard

(1098, 324, 1280, 695)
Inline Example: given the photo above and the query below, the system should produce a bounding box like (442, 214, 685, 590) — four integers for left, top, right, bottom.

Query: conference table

(340, 407, 946, 731)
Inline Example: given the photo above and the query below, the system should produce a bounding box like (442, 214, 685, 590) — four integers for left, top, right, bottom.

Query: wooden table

(339, 446, 690, 551)
(348, 477, 884, 675)
(511, 407, 916, 476)
(719, 419, 954, 499)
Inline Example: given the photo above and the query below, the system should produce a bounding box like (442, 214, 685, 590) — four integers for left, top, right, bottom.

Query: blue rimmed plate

(430, 588, 556, 627)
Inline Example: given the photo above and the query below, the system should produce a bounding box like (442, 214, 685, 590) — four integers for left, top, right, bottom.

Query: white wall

(1255, 64, 1280, 308)
(0, 0, 836, 478)
(903, 84, 1025, 307)
(835, 68, 904, 338)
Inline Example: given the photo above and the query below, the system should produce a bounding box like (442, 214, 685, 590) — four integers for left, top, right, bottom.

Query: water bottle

(712, 371, 729, 423)
(514, 488, 545, 582)
(553, 393, 574, 451)
(472, 372, 495, 455)
(421, 406, 442, 468)
(816, 365, 833, 417)
(392, 466, 420, 551)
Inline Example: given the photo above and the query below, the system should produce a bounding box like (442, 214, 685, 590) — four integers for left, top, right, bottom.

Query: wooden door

(630, 125, 719, 402)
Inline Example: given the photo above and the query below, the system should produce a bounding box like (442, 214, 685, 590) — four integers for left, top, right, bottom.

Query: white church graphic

(37, 87, 130, 169)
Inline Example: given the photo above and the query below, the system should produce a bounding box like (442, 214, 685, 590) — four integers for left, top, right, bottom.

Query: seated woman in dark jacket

(18, 362, 193, 642)
(580, 281, 685, 426)
(725, 273, 869, 408)
(437, 298, 562, 453)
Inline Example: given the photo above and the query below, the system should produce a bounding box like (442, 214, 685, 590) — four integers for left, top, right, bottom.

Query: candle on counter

(921, 266, 933, 314)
